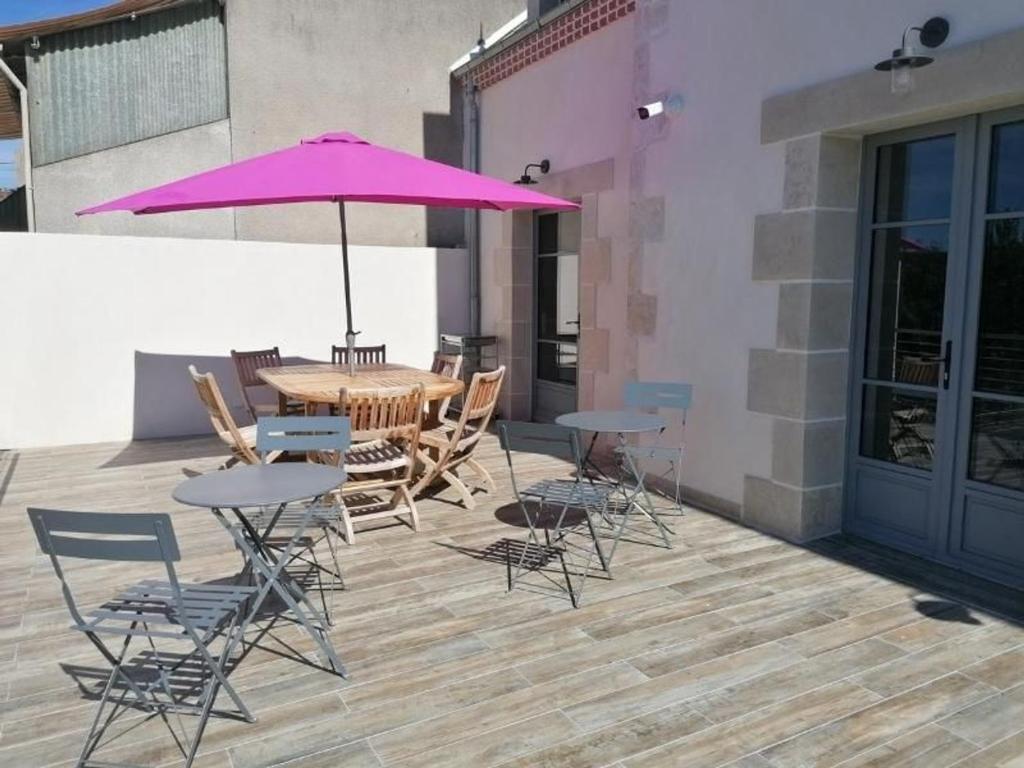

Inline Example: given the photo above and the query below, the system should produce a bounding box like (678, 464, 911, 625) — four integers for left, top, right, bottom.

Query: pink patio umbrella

(78, 132, 578, 372)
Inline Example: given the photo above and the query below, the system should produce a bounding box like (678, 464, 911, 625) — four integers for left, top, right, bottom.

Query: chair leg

(411, 449, 439, 497)
(338, 505, 355, 545)
(398, 485, 420, 531)
(441, 468, 476, 509)
(465, 457, 496, 492)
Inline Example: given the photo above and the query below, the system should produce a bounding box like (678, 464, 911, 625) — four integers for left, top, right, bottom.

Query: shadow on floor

(808, 534, 1024, 626)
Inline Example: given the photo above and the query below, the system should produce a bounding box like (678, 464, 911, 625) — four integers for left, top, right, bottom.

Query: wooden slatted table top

(257, 362, 464, 405)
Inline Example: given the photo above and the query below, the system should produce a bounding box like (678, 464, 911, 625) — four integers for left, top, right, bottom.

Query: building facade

(458, 0, 1024, 588)
(0, 0, 523, 245)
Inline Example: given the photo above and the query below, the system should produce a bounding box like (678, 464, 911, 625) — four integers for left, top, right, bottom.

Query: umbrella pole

(339, 201, 357, 376)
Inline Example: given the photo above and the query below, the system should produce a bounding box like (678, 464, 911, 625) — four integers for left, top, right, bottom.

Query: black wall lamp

(875, 17, 949, 95)
(514, 159, 550, 185)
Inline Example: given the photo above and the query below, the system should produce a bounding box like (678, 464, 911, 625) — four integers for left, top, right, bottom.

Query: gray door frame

(845, 108, 1024, 588)
(843, 115, 976, 560)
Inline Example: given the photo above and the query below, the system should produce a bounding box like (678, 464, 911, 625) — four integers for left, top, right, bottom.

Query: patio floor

(1, 434, 1024, 767)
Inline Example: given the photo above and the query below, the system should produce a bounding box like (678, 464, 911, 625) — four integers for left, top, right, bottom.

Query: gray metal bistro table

(555, 409, 672, 560)
(173, 463, 347, 676)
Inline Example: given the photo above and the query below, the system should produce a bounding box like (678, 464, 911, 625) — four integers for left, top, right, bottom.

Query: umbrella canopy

(78, 132, 577, 214)
(78, 132, 578, 372)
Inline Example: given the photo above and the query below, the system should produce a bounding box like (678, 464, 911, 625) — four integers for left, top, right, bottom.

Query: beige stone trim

(762, 25, 1024, 144)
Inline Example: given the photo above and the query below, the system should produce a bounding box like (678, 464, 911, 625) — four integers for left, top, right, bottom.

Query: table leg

(215, 507, 347, 676)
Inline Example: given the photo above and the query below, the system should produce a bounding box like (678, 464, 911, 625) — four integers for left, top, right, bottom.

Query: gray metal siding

(27, 0, 227, 166)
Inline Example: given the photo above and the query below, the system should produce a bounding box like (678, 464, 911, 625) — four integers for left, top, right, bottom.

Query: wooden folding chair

(413, 367, 505, 509)
(230, 347, 303, 422)
(429, 350, 464, 423)
(334, 384, 425, 542)
(188, 365, 277, 467)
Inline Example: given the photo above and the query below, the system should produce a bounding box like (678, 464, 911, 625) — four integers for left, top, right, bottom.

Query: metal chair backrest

(497, 421, 584, 501)
(431, 351, 464, 421)
(231, 347, 283, 419)
(624, 381, 693, 412)
(332, 344, 386, 365)
(498, 420, 583, 467)
(188, 365, 259, 464)
(28, 508, 182, 627)
(256, 416, 351, 463)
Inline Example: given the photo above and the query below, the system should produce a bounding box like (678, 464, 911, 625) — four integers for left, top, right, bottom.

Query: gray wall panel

(27, 0, 227, 166)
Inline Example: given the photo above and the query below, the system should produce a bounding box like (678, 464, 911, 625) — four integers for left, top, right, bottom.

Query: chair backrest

(497, 420, 584, 500)
(188, 365, 259, 464)
(339, 384, 425, 480)
(29, 508, 180, 561)
(450, 366, 504, 448)
(332, 344, 386, 365)
(28, 508, 181, 627)
(430, 352, 464, 422)
(624, 381, 693, 413)
(497, 420, 583, 467)
(231, 347, 283, 420)
(231, 347, 282, 387)
(256, 416, 351, 463)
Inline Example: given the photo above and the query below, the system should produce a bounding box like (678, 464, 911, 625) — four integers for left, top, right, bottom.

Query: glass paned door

(946, 110, 1024, 587)
(967, 121, 1024, 492)
(846, 123, 970, 556)
(859, 135, 956, 473)
(848, 110, 1024, 588)
(533, 211, 580, 422)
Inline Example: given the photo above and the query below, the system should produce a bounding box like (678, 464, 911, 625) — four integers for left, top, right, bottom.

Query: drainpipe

(0, 46, 35, 232)
(464, 78, 482, 335)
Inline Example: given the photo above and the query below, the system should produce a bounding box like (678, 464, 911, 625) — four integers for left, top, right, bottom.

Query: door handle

(940, 340, 952, 390)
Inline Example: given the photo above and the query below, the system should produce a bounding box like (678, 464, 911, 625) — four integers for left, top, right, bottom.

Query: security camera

(637, 94, 683, 120)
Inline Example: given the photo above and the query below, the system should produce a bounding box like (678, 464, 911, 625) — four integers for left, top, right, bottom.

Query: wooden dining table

(257, 362, 464, 428)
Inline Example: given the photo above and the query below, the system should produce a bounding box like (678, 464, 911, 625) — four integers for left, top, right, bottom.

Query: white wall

(476, 1, 1024, 510)
(0, 232, 468, 448)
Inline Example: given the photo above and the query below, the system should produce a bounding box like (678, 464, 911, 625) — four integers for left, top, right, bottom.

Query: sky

(1, 1, 110, 186)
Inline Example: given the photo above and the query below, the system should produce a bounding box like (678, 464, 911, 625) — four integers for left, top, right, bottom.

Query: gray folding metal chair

(27, 508, 257, 768)
(252, 416, 350, 622)
(497, 421, 611, 608)
(620, 381, 692, 513)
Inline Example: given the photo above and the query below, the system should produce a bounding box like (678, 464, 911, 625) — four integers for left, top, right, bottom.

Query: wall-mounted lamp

(637, 94, 683, 120)
(515, 159, 550, 185)
(875, 17, 949, 95)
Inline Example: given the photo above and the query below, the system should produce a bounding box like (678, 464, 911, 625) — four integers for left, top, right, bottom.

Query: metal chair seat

(245, 501, 342, 529)
(617, 444, 682, 462)
(520, 478, 614, 508)
(87, 579, 257, 639)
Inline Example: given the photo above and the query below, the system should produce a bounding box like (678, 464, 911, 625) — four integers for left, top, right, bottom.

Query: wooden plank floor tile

(0, 433, 1021, 768)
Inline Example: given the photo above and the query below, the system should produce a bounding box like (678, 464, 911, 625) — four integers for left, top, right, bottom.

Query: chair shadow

(433, 501, 611, 602)
(914, 598, 984, 625)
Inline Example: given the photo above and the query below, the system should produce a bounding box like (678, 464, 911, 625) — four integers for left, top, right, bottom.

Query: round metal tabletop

(555, 409, 666, 434)
(172, 463, 346, 509)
